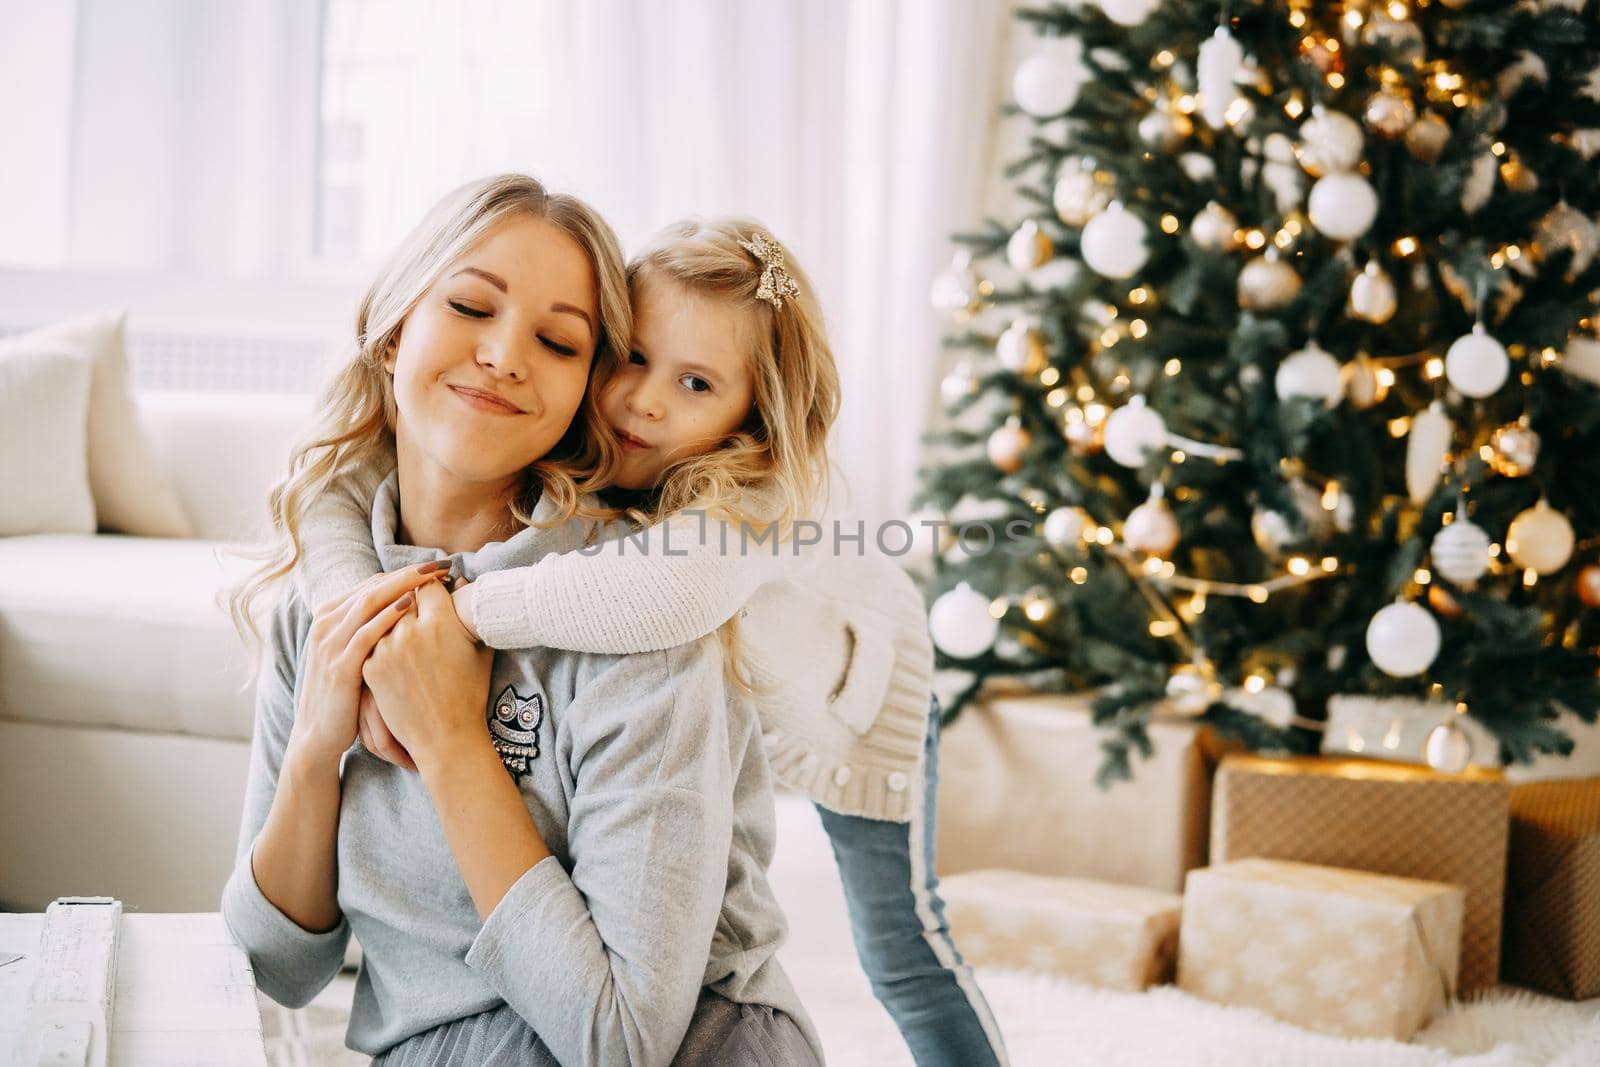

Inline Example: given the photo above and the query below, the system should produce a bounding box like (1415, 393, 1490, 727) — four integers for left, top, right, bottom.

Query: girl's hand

(361, 579, 495, 771)
(451, 578, 481, 643)
(287, 561, 452, 770)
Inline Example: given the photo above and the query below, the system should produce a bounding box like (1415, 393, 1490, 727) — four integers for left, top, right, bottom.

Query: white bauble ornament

(1263, 160, 1306, 214)
(1103, 397, 1168, 468)
(1138, 108, 1191, 150)
(1445, 325, 1510, 398)
(1462, 154, 1498, 214)
(1405, 401, 1454, 505)
(1431, 515, 1492, 586)
(1534, 201, 1599, 276)
(1197, 26, 1245, 129)
(1562, 334, 1600, 387)
(1053, 165, 1111, 227)
(1080, 202, 1150, 279)
(986, 418, 1033, 473)
(1013, 41, 1088, 118)
(1123, 489, 1180, 556)
(929, 584, 999, 660)
(1275, 341, 1344, 408)
(1507, 499, 1575, 575)
(1166, 662, 1221, 716)
(1349, 260, 1398, 324)
(1404, 112, 1452, 165)
(1098, 0, 1161, 27)
(1366, 600, 1442, 678)
(1424, 719, 1475, 774)
(930, 250, 986, 316)
(1190, 201, 1240, 252)
(939, 360, 977, 406)
(1238, 254, 1303, 311)
(1179, 152, 1217, 183)
(1308, 173, 1379, 241)
(1251, 508, 1294, 556)
(1297, 107, 1364, 177)
(1043, 506, 1089, 548)
(1007, 219, 1054, 273)
(996, 318, 1048, 375)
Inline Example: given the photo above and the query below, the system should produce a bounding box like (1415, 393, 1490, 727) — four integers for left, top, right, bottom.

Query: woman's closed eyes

(448, 300, 581, 357)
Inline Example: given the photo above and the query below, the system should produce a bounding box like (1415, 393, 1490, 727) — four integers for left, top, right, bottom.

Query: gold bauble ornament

(1364, 88, 1416, 139)
(996, 318, 1049, 376)
(1489, 418, 1541, 478)
(1507, 498, 1575, 575)
(1190, 201, 1241, 252)
(986, 418, 1033, 473)
(1404, 112, 1451, 165)
(1348, 260, 1398, 324)
(1138, 108, 1192, 151)
(1053, 163, 1112, 227)
(1238, 253, 1303, 311)
(930, 250, 990, 319)
(1006, 219, 1055, 273)
(1578, 564, 1600, 609)
(1123, 488, 1181, 556)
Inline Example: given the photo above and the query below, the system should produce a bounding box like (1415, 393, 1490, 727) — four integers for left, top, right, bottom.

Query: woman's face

(384, 215, 598, 488)
(599, 275, 755, 490)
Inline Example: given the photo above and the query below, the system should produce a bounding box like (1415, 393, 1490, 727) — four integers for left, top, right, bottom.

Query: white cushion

(0, 533, 261, 741)
(2, 314, 194, 538)
(0, 344, 95, 536)
(136, 390, 315, 543)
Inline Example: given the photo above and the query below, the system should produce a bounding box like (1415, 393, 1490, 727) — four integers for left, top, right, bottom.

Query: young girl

(295, 217, 1010, 1067)
(226, 174, 821, 1066)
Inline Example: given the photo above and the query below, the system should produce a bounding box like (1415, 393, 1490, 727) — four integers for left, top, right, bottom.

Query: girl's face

(599, 275, 756, 490)
(384, 214, 598, 487)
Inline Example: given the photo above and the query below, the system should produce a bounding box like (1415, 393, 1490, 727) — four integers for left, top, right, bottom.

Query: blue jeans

(815, 699, 1008, 1067)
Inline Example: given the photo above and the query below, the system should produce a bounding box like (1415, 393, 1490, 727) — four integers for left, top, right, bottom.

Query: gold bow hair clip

(738, 232, 801, 310)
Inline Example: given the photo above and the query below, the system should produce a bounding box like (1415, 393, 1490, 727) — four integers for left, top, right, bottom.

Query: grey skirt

(370, 988, 819, 1066)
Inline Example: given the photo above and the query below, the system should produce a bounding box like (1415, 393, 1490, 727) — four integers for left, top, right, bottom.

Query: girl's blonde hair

(626, 218, 840, 532)
(624, 219, 840, 694)
(228, 173, 630, 649)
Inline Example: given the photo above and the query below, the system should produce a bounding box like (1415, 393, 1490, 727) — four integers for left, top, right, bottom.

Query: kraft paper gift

(1178, 859, 1464, 1042)
(1501, 776, 1600, 999)
(942, 869, 1183, 991)
(1210, 754, 1508, 992)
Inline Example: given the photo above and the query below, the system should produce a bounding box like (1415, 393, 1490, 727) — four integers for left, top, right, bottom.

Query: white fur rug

(260, 797, 1600, 1065)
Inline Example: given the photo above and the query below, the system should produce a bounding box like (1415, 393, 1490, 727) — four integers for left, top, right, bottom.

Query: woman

(223, 174, 820, 1066)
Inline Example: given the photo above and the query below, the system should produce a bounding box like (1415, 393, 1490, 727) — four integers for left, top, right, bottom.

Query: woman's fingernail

(416, 560, 450, 574)
(395, 593, 415, 610)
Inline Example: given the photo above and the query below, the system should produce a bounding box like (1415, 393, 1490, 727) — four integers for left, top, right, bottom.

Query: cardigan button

(887, 772, 909, 792)
(833, 766, 852, 787)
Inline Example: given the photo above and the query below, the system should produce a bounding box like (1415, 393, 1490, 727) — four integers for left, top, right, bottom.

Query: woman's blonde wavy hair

(228, 173, 630, 651)
(625, 218, 840, 533)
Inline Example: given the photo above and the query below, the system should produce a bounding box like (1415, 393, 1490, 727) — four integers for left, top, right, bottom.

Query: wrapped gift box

(1210, 754, 1508, 993)
(1501, 777, 1600, 999)
(1178, 859, 1464, 1042)
(941, 869, 1182, 991)
(936, 685, 1218, 893)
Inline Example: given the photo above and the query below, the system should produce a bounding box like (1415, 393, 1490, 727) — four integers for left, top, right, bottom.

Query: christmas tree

(918, 0, 1600, 786)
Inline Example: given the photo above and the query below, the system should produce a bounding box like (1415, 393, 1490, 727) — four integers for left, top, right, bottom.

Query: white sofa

(0, 390, 314, 912)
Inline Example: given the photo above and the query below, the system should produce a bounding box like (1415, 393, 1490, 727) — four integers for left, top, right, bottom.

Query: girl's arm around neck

(469, 506, 802, 654)
(294, 457, 392, 609)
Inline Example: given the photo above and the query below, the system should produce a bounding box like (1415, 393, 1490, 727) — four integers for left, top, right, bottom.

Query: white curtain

(5, 0, 1011, 526)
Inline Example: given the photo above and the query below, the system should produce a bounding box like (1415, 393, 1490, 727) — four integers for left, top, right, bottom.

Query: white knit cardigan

(295, 460, 935, 822)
